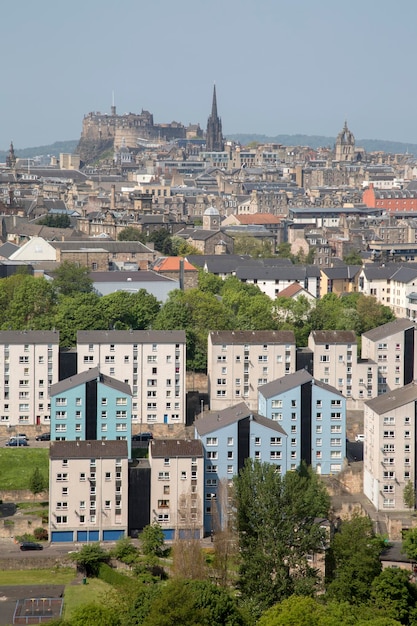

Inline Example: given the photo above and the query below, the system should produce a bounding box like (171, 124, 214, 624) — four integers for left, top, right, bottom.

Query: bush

(111, 537, 139, 565)
(16, 533, 36, 543)
(98, 563, 137, 591)
(34, 527, 48, 541)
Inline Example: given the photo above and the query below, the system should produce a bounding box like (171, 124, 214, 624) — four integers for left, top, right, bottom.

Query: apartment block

(364, 383, 417, 511)
(148, 439, 204, 540)
(308, 330, 377, 403)
(258, 370, 346, 475)
(77, 330, 186, 426)
(49, 439, 128, 543)
(195, 402, 288, 534)
(50, 368, 132, 458)
(208, 330, 296, 411)
(0, 330, 60, 427)
(361, 319, 417, 395)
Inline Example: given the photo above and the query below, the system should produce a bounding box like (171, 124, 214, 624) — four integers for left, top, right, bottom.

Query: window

(271, 399, 283, 408)
(56, 473, 68, 481)
(227, 465, 233, 474)
(105, 472, 111, 481)
(181, 471, 187, 480)
(158, 472, 170, 480)
(227, 437, 234, 446)
(270, 437, 282, 446)
(207, 451, 218, 460)
(227, 451, 233, 459)
(270, 451, 282, 460)
(56, 516, 68, 524)
(206, 437, 218, 446)
(116, 397, 127, 406)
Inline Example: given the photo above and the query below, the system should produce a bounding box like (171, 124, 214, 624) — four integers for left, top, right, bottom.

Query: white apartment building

(0, 330, 60, 427)
(364, 383, 417, 511)
(308, 330, 377, 404)
(77, 330, 186, 426)
(359, 264, 417, 320)
(49, 439, 129, 542)
(148, 439, 204, 540)
(362, 319, 417, 395)
(208, 330, 296, 411)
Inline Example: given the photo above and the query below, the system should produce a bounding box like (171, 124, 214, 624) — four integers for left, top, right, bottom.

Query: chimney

(110, 185, 116, 211)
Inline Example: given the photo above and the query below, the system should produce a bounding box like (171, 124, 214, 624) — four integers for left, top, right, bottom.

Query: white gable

(9, 237, 57, 262)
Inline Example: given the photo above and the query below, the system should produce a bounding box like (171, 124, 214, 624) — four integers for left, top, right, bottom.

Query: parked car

(17, 433, 29, 440)
(6, 438, 28, 447)
(35, 432, 50, 441)
(132, 432, 153, 442)
(355, 433, 365, 442)
(20, 542, 43, 551)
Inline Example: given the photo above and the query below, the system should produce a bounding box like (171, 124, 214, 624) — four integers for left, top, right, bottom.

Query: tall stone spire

(206, 84, 224, 152)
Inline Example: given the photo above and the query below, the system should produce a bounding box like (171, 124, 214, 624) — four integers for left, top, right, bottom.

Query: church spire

(206, 84, 224, 152)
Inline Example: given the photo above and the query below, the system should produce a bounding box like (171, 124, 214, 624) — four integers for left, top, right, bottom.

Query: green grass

(16, 501, 48, 517)
(0, 568, 75, 585)
(63, 579, 117, 620)
(0, 449, 49, 490)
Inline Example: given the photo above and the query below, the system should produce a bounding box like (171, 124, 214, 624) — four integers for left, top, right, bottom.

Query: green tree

(52, 261, 93, 296)
(171, 236, 201, 256)
(234, 460, 330, 617)
(326, 513, 385, 604)
(29, 467, 46, 494)
(371, 567, 417, 624)
(53, 292, 103, 347)
(118, 226, 147, 242)
(403, 481, 416, 512)
(402, 528, 417, 562)
(112, 537, 139, 565)
(37, 214, 71, 228)
(69, 543, 109, 577)
(141, 523, 165, 557)
(197, 270, 224, 295)
(69, 603, 121, 626)
(148, 228, 173, 255)
(233, 235, 274, 258)
(4, 275, 57, 328)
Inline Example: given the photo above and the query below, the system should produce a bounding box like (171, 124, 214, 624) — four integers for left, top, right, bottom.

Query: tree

(371, 567, 417, 624)
(52, 261, 93, 296)
(4, 276, 57, 328)
(326, 512, 385, 604)
(171, 537, 207, 580)
(112, 537, 139, 565)
(37, 214, 71, 229)
(53, 292, 103, 347)
(69, 603, 121, 626)
(234, 460, 330, 616)
(148, 228, 173, 255)
(140, 523, 165, 557)
(403, 481, 416, 513)
(70, 543, 109, 577)
(233, 235, 274, 258)
(343, 250, 363, 265)
(29, 467, 46, 494)
(118, 226, 147, 242)
(402, 528, 417, 562)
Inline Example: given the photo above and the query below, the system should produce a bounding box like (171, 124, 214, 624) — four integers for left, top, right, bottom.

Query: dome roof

(204, 206, 220, 216)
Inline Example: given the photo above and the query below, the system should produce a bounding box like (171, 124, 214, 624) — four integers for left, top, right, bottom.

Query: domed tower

(335, 121, 355, 161)
(203, 206, 220, 231)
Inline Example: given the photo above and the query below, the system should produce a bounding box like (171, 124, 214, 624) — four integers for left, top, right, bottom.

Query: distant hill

(227, 134, 417, 157)
(0, 140, 78, 162)
(1, 134, 417, 161)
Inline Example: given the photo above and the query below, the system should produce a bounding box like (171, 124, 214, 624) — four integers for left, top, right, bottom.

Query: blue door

(77, 531, 88, 542)
(164, 414, 168, 424)
(51, 531, 74, 543)
(162, 528, 175, 540)
(103, 530, 124, 541)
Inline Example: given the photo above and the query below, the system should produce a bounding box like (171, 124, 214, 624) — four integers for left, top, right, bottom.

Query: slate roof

(51, 240, 154, 253)
(150, 439, 203, 458)
(236, 265, 309, 281)
(310, 330, 357, 344)
(77, 329, 186, 345)
(186, 254, 260, 274)
(194, 402, 287, 437)
(209, 330, 295, 345)
(365, 382, 417, 414)
(259, 369, 343, 398)
(50, 367, 132, 397)
(0, 330, 59, 344)
(321, 265, 361, 279)
(0, 242, 20, 258)
(90, 270, 175, 283)
(50, 439, 128, 460)
(362, 318, 416, 341)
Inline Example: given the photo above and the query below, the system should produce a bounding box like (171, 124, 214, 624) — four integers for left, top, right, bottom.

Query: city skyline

(1, 0, 417, 149)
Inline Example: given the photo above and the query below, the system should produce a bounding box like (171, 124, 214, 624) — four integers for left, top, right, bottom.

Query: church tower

(335, 121, 355, 161)
(206, 84, 224, 152)
(6, 141, 16, 169)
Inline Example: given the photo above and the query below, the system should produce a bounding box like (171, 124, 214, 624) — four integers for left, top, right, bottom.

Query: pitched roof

(77, 330, 186, 345)
(365, 382, 417, 414)
(50, 367, 131, 397)
(152, 257, 198, 272)
(234, 213, 283, 225)
(277, 283, 305, 298)
(150, 439, 203, 458)
(259, 369, 343, 398)
(321, 265, 361, 280)
(50, 439, 128, 460)
(362, 318, 416, 341)
(209, 330, 295, 345)
(310, 330, 356, 344)
(195, 402, 287, 436)
(0, 330, 59, 344)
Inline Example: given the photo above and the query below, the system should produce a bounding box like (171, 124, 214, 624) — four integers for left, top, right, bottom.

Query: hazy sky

(2, 0, 417, 149)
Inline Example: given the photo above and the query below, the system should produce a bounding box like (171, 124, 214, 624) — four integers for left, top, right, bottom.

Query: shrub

(111, 537, 139, 565)
(34, 527, 48, 541)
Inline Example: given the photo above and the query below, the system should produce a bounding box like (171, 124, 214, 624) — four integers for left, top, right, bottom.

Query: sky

(1, 0, 417, 149)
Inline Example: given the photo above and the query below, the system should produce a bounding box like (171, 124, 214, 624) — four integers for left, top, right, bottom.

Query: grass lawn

(63, 579, 117, 620)
(0, 448, 49, 490)
(0, 568, 75, 586)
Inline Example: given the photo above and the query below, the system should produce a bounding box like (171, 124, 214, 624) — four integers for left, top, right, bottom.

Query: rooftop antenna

(111, 91, 116, 116)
